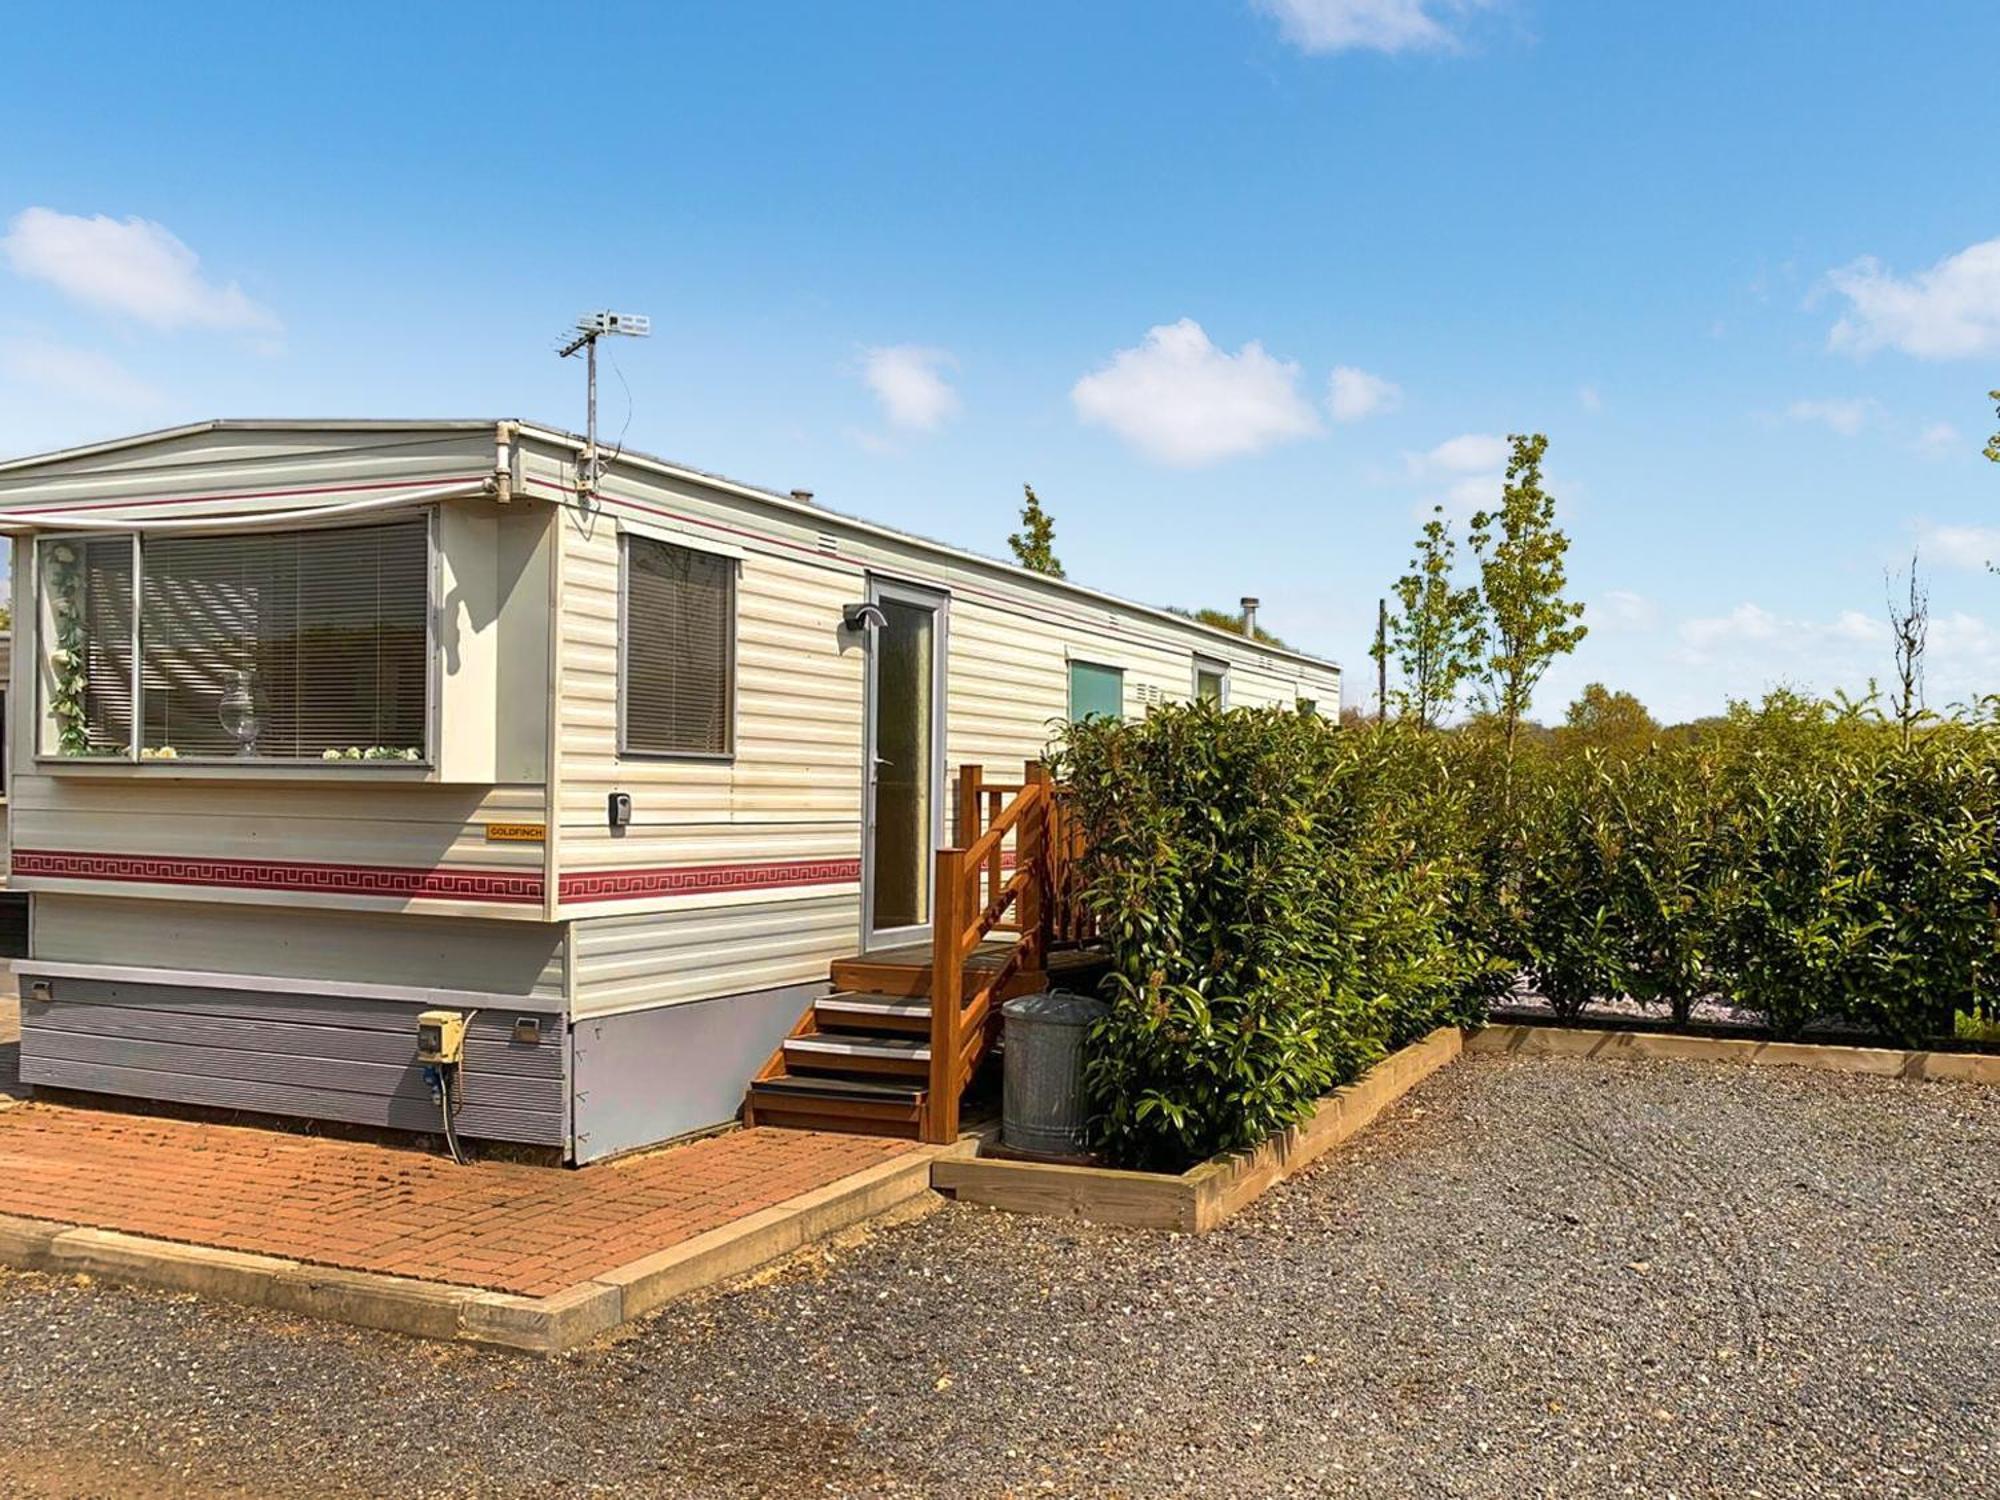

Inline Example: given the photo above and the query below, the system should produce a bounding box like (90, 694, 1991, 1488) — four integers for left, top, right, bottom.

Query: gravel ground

(3, 1053, 1996, 1499)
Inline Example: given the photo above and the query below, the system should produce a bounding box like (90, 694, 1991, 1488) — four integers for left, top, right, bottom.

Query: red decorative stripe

(560, 858, 862, 903)
(11, 850, 545, 904)
(11, 850, 863, 907)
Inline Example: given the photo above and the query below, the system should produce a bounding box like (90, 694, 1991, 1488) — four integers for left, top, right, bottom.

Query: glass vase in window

(217, 670, 265, 758)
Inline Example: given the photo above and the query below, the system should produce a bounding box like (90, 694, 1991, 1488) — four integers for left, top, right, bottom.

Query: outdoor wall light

(842, 602, 887, 632)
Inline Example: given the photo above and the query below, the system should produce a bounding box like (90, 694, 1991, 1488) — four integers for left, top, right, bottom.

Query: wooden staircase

(744, 763, 1098, 1143)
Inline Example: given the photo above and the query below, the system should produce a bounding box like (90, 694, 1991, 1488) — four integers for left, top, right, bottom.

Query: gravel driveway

(3, 1053, 1995, 1499)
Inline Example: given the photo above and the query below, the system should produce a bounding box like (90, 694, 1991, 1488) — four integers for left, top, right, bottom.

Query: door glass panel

(871, 598, 935, 932)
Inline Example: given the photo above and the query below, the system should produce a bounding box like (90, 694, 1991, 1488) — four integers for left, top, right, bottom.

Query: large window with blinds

(620, 533, 735, 758)
(37, 519, 431, 764)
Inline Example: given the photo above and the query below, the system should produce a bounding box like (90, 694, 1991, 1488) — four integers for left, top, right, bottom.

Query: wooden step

(815, 993, 932, 1035)
(782, 1034, 929, 1079)
(829, 956, 1050, 1000)
(745, 1075, 926, 1139)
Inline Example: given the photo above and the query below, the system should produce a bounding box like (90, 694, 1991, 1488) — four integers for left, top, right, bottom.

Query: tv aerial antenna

(558, 310, 650, 507)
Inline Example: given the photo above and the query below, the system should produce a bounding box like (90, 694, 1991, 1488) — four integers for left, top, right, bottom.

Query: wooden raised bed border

(1467, 1022, 2000, 1083)
(931, 1025, 1462, 1233)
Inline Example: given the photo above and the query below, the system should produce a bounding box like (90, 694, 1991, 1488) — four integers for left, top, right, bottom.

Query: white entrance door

(861, 578, 948, 949)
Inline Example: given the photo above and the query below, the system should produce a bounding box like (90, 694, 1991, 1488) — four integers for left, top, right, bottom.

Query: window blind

(138, 520, 428, 759)
(622, 535, 733, 756)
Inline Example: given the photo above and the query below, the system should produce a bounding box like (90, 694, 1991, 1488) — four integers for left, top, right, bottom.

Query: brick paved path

(0, 1106, 913, 1296)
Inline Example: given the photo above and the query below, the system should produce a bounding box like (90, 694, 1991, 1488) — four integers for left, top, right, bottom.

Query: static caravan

(0, 421, 1340, 1162)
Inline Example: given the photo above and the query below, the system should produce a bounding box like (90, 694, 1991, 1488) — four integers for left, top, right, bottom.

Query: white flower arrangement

(321, 746, 423, 763)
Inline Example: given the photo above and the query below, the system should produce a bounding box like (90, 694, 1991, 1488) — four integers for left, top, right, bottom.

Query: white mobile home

(0, 421, 1339, 1161)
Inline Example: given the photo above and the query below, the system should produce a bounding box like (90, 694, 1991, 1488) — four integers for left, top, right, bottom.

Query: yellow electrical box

(416, 1010, 467, 1065)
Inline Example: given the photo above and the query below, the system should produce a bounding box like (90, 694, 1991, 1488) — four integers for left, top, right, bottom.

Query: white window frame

(33, 513, 439, 769)
(1193, 654, 1230, 707)
(616, 526, 740, 762)
(1067, 658, 1126, 723)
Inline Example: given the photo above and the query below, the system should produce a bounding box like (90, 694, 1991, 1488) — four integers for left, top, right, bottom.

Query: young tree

(1372, 505, 1483, 728)
(1886, 549, 1929, 749)
(1986, 389, 1999, 464)
(1469, 434, 1588, 774)
(1009, 483, 1064, 576)
(1559, 683, 1659, 759)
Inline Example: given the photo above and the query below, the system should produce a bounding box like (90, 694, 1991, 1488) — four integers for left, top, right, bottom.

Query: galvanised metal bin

(1001, 989, 1107, 1158)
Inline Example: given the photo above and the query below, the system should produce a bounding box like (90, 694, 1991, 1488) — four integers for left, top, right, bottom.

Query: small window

(1194, 657, 1228, 706)
(1067, 660, 1124, 722)
(621, 534, 735, 757)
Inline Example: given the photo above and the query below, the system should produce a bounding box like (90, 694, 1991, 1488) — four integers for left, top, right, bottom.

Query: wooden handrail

(922, 761, 1068, 1143)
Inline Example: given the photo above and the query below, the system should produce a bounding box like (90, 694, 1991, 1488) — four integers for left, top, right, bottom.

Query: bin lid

(1001, 988, 1107, 1027)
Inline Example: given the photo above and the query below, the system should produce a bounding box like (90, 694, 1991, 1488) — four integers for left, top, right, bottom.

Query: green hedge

(1055, 694, 2000, 1170)
(1050, 705, 1489, 1171)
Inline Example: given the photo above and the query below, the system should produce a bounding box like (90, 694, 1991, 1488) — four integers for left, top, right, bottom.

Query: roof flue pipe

(1241, 596, 1260, 636)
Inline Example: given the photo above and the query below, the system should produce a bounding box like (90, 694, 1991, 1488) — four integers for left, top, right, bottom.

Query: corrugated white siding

(569, 896, 850, 1020)
(529, 434, 1341, 1017)
(0, 424, 499, 519)
(7, 779, 549, 919)
(0, 428, 559, 922)
(32, 893, 566, 1000)
(556, 518, 863, 861)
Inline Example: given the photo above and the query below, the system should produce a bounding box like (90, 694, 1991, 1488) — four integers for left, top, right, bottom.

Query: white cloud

(1677, 603, 1884, 663)
(1784, 397, 1878, 437)
(1597, 589, 1660, 632)
(1406, 431, 1509, 476)
(1255, 0, 1482, 54)
(1327, 365, 1402, 422)
(1915, 420, 1963, 456)
(1072, 318, 1321, 466)
(1578, 384, 1603, 413)
(1825, 237, 2000, 360)
(1, 207, 279, 333)
(1, 338, 161, 409)
(1402, 432, 1510, 518)
(1919, 523, 2000, 573)
(858, 344, 960, 431)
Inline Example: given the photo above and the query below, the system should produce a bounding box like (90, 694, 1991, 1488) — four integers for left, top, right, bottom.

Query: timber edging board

(931, 1025, 1464, 1233)
(0, 1138, 974, 1354)
(1466, 1022, 2000, 1084)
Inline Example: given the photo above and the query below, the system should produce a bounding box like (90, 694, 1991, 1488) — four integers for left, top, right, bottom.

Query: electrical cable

(439, 1062, 469, 1167)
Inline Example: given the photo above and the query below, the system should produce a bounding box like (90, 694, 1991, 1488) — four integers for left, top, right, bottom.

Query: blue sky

(2, 0, 1997, 722)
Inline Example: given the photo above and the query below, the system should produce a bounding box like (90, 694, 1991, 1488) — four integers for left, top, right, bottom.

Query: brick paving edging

(0, 1113, 917, 1297)
(0, 1144, 966, 1353)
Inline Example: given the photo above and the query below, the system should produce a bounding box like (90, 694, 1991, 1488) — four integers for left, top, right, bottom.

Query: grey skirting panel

(571, 981, 823, 1164)
(21, 977, 566, 1148)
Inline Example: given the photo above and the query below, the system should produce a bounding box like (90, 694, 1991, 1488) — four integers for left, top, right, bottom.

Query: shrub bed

(1055, 694, 2000, 1169)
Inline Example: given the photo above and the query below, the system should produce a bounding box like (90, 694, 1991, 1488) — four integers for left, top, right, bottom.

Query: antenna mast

(557, 310, 651, 507)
